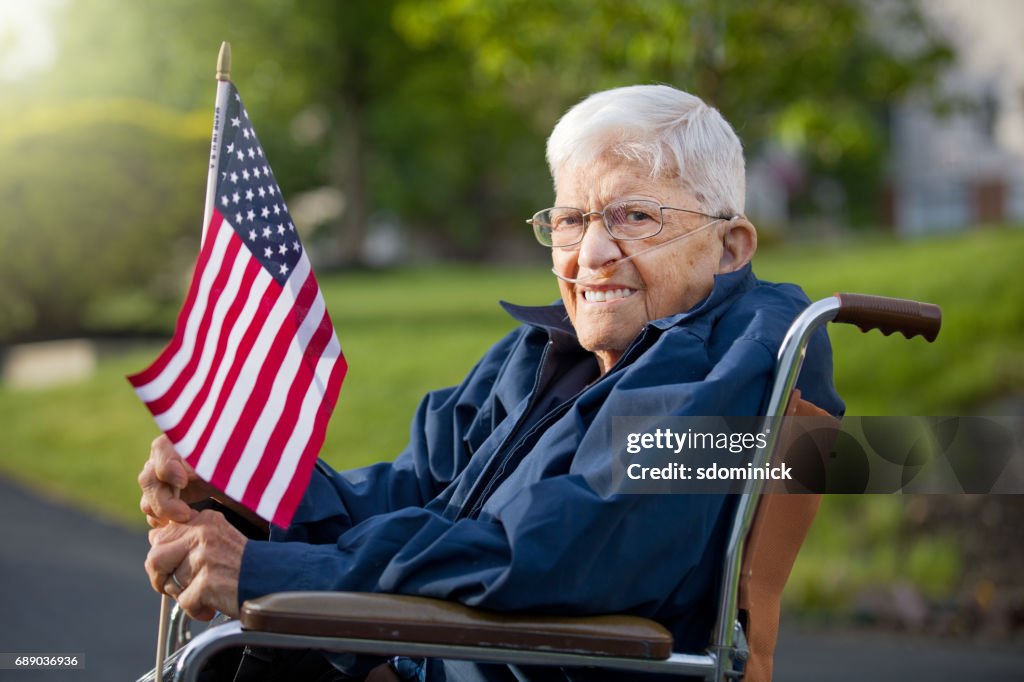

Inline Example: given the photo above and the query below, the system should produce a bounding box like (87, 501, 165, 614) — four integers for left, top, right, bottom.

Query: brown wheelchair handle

(833, 293, 942, 342)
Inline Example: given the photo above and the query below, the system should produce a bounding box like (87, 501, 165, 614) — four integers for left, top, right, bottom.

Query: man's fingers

(148, 519, 191, 545)
(140, 483, 194, 524)
(175, 569, 217, 621)
(144, 531, 191, 595)
(151, 435, 189, 489)
(146, 511, 243, 621)
(139, 436, 197, 524)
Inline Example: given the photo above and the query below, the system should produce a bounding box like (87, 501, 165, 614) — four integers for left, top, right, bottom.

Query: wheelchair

(139, 292, 940, 682)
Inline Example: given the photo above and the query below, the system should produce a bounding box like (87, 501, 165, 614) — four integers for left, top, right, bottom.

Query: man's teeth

(583, 288, 636, 303)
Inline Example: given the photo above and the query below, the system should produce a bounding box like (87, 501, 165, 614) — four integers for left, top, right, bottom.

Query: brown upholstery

(241, 591, 674, 659)
(736, 391, 838, 682)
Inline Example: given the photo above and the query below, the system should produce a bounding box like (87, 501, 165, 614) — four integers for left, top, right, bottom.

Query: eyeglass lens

(534, 200, 663, 247)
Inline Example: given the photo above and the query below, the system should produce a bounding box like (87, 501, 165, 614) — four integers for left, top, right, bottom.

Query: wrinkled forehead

(553, 152, 693, 206)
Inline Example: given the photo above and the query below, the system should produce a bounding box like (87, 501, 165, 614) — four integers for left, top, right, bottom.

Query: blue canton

(215, 83, 301, 286)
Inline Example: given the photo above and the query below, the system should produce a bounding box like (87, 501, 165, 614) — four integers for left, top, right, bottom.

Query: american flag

(129, 83, 347, 527)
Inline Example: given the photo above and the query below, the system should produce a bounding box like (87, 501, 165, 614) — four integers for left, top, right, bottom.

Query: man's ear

(717, 217, 757, 273)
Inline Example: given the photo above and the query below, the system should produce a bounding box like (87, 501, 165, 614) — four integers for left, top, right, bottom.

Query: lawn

(1, 227, 1021, 611)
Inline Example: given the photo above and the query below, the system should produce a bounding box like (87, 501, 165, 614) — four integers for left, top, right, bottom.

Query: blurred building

(886, 0, 1024, 234)
(746, 0, 1024, 235)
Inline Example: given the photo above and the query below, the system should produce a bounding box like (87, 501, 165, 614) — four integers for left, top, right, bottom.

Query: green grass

(785, 495, 963, 614)
(756, 229, 1024, 414)
(1, 228, 1022, 547)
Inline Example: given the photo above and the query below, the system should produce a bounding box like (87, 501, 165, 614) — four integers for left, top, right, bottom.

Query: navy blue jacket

(238, 264, 843, 675)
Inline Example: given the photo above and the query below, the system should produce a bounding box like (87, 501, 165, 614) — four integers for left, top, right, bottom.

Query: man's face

(551, 156, 727, 373)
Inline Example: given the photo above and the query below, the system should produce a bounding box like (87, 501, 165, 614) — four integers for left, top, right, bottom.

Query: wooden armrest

(240, 592, 674, 660)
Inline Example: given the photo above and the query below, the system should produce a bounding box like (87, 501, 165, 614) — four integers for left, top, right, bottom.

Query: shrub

(0, 99, 210, 342)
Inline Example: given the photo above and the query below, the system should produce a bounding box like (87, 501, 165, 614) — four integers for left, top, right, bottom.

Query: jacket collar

(500, 262, 757, 338)
(648, 262, 756, 330)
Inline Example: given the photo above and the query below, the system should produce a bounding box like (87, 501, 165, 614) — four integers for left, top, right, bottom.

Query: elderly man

(141, 84, 843, 680)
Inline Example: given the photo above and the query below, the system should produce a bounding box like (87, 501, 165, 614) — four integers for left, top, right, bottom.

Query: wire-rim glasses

(527, 199, 727, 248)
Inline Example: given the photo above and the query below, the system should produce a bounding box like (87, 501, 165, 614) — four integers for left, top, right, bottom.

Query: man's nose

(576, 215, 623, 271)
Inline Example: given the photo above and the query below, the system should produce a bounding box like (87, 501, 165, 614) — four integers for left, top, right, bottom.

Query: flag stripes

(130, 81, 346, 527)
(129, 210, 346, 525)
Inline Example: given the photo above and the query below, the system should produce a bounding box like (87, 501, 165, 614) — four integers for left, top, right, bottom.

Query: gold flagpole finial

(216, 41, 232, 81)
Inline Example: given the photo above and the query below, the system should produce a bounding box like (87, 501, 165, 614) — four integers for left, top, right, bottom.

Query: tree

(34, 0, 550, 262)
(392, 0, 956, 227)
(20, 0, 956, 271)
(0, 100, 209, 341)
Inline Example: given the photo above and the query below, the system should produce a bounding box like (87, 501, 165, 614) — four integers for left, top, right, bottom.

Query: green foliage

(4, 0, 956, 272)
(786, 495, 962, 612)
(43, 0, 556, 258)
(393, 0, 955, 227)
(0, 100, 209, 341)
(756, 229, 1024, 414)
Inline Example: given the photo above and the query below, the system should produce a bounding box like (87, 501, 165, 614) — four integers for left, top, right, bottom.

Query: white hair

(546, 85, 746, 217)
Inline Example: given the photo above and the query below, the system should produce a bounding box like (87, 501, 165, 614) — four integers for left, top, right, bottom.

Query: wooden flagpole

(154, 40, 232, 679)
(203, 42, 233, 243)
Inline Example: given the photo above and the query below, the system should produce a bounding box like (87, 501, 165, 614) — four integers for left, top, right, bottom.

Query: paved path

(776, 625, 1024, 681)
(0, 477, 160, 681)
(1, 476, 1022, 681)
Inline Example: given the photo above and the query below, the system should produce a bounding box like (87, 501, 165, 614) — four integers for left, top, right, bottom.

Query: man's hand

(138, 435, 215, 527)
(145, 509, 246, 620)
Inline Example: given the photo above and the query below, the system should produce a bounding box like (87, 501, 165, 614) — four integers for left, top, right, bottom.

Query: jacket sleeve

(238, 327, 773, 623)
(241, 479, 731, 624)
(272, 328, 524, 545)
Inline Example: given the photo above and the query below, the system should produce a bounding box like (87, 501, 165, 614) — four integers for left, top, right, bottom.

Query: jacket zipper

(459, 327, 655, 520)
(455, 340, 553, 520)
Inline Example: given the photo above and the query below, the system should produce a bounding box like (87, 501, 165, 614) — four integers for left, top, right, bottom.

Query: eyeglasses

(527, 199, 727, 248)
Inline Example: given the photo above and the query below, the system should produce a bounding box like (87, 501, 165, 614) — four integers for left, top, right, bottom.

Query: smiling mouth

(582, 288, 638, 303)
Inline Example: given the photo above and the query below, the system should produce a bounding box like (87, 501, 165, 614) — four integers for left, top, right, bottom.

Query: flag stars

(216, 90, 305, 284)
